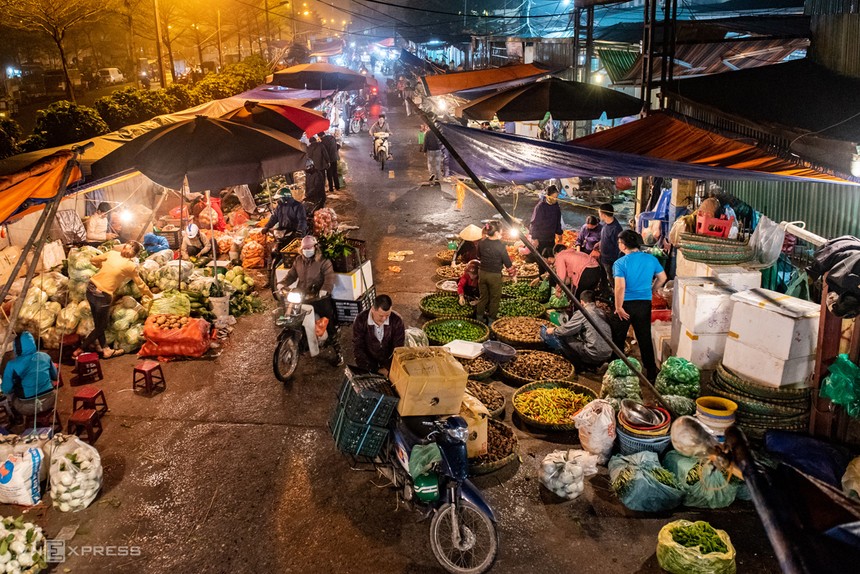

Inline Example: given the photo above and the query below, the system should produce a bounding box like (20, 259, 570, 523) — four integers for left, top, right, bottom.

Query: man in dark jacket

(352, 294, 405, 377)
(422, 125, 443, 184)
(318, 131, 340, 193)
(529, 185, 563, 256)
(306, 135, 331, 208)
(263, 187, 308, 237)
(539, 291, 612, 372)
(597, 203, 624, 286)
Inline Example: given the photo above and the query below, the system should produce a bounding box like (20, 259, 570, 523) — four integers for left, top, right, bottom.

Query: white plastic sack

(539, 449, 594, 500)
(843, 457, 860, 500)
(405, 327, 429, 348)
(573, 399, 617, 464)
(749, 215, 785, 267)
(49, 434, 102, 512)
(0, 448, 43, 506)
(11, 432, 53, 482)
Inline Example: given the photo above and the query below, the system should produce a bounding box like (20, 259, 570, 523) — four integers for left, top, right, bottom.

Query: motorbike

(265, 199, 317, 297)
(349, 106, 368, 135)
(372, 131, 391, 171)
(273, 289, 341, 381)
(365, 397, 499, 574)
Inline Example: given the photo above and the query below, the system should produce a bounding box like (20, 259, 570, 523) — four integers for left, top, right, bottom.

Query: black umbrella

(91, 116, 308, 191)
(270, 63, 368, 91)
(460, 77, 642, 122)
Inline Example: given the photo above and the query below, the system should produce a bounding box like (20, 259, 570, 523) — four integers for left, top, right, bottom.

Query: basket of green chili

(512, 380, 596, 431)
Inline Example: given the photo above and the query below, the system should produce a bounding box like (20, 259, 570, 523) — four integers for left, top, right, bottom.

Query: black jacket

(307, 139, 331, 171)
(321, 134, 339, 162)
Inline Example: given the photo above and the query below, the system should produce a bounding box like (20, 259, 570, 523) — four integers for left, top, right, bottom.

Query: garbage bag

(404, 327, 429, 348)
(750, 215, 785, 268)
(573, 399, 616, 464)
(656, 519, 736, 574)
(607, 358, 641, 378)
(664, 451, 738, 509)
(820, 354, 860, 418)
(608, 451, 683, 512)
(843, 457, 860, 500)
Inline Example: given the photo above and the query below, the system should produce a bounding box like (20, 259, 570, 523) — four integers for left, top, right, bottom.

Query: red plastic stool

(23, 411, 63, 435)
(66, 409, 102, 444)
(72, 386, 108, 417)
(71, 352, 103, 386)
(132, 361, 166, 394)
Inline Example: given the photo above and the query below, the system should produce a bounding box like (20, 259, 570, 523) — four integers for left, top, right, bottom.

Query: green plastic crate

(330, 403, 389, 458)
(336, 371, 398, 427)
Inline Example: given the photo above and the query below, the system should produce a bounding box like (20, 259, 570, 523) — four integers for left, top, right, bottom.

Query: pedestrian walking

(422, 123, 443, 184)
(319, 131, 340, 192)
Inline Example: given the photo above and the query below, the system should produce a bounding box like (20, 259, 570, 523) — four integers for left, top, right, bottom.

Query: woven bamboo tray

(419, 294, 475, 319)
(466, 380, 506, 419)
(512, 380, 596, 431)
(422, 317, 490, 346)
(435, 279, 460, 295)
(715, 363, 812, 401)
(491, 317, 552, 349)
(500, 350, 575, 386)
(468, 420, 518, 476)
(465, 362, 498, 381)
(435, 264, 467, 281)
(435, 249, 457, 266)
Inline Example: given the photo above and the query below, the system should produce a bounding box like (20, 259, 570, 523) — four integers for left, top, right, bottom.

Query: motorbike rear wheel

(377, 149, 386, 171)
(349, 119, 361, 135)
(429, 500, 498, 574)
(273, 334, 300, 382)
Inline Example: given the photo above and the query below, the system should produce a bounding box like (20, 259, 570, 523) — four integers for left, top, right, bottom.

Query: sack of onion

(49, 434, 102, 512)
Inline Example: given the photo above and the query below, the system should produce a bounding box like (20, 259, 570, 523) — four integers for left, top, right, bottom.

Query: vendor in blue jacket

(143, 232, 170, 254)
(1, 331, 58, 416)
(529, 185, 563, 257)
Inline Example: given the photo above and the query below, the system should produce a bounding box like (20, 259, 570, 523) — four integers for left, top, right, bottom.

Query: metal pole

(217, 9, 223, 69)
(264, 0, 272, 61)
(422, 113, 666, 407)
(153, 0, 167, 87)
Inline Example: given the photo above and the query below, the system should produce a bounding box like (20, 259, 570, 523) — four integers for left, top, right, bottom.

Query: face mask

(302, 249, 315, 258)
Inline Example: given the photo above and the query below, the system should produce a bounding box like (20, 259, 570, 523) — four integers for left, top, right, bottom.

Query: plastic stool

(23, 411, 63, 435)
(71, 352, 103, 386)
(72, 386, 108, 417)
(132, 361, 166, 394)
(67, 409, 102, 444)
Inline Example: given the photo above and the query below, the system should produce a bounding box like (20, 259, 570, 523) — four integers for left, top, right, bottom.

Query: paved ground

(0, 79, 779, 573)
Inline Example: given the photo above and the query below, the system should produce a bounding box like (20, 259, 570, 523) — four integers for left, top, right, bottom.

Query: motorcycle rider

(369, 114, 393, 160)
(263, 186, 308, 253)
(281, 235, 342, 365)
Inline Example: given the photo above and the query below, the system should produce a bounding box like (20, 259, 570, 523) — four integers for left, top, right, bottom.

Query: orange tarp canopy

(422, 64, 550, 97)
(0, 151, 81, 224)
(573, 113, 854, 184)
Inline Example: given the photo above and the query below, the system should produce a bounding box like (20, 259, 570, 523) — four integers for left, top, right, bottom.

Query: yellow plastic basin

(696, 396, 738, 418)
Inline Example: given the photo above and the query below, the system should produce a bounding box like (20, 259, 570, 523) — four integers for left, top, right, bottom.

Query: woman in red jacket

(457, 260, 480, 306)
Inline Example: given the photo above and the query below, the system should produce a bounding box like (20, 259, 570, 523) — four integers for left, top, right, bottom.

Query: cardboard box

(460, 393, 489, 457)
(723, 338, 814, 388)
(390, 347, 467, 416)
(679, 284, 734, 334)
(332, 260, 374, 301)
(0, 246, 25, 283)
(706, 265, 761, 292)
(728, 288, 819, 360)
(677, 327, 727, 370)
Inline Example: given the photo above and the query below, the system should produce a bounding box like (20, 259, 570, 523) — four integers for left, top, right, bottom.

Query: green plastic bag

(607, 357, 641, 378)
(820, 354, 860, 418)
(664, 451, 738, 509)
(409, 444, 442, 479)
(656, 371, 700, 400)
(609, 452, 683, 513)
(657, 520, 736, 574)
(600, 373, 642, 400)
(660, 357, 701, 385)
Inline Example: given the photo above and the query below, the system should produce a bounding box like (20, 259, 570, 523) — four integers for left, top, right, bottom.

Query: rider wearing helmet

(263, 186, 308, 238)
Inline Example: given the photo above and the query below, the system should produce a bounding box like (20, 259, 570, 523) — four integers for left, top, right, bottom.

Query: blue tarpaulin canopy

(438, 121, 859, 186)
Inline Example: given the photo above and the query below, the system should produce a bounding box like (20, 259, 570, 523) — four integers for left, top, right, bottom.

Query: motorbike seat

(396, 415, 439, 447)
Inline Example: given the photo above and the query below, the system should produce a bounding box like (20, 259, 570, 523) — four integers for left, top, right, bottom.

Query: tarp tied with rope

(0, 151, 82, 224)
(438, 117, 859, 186)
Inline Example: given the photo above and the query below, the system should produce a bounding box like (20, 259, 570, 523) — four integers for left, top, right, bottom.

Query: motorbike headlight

(446, 426, 469, 443)
(286, 291, 303, 304)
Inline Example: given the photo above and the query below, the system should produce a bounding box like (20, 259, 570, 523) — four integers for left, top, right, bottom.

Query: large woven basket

(467, 362, 498, 381)
(422, 317, 490, 346)
(435, 264, 467, 281)
(466, 381, 506, 419)
(500, 350, 575, 386)
(512, 380, 596, 432)
(435, 249, 457, 266)
(491, 317, 552, 349)
(497, 297, 546, 318)
(419, 294, 475, 319)
(468, 420, 518, 476)
(435, 279, 460, 295)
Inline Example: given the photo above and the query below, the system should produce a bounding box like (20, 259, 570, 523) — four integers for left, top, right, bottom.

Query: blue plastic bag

(609, 451, 683, 512)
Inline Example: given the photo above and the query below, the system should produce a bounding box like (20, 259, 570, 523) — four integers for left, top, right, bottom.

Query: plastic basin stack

(722, 288, 820, 388)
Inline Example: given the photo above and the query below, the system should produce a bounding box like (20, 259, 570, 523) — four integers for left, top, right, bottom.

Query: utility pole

(217, 9, 223, 69)
(292, 1, 297, 40)
(264, 0, 272, 60)
(152, 0, 167, 87)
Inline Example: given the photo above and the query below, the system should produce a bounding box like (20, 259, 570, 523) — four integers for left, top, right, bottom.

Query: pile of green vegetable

(501, 281, 550, 302)
(231, 292, 264, 317)
(670, 521, 729, 554)
(423, 319, 488, 345)
(656, 357, 701, 412)
(498, 297, 545, 318)
(657, 520, 736, 574)
(419, 294, 474, 318)
(600, 358, 643, 412)
(105, 296, 147, 353)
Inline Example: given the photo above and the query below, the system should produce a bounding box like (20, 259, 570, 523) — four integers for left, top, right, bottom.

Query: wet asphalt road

(0, 79, 779, 574)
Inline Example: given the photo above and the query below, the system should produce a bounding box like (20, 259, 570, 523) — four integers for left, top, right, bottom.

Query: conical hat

(459, 224, 483, 242)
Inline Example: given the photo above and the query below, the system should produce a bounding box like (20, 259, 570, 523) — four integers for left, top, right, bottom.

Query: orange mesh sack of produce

(241, 240, 265, 268)
(139, 314, 211, 358)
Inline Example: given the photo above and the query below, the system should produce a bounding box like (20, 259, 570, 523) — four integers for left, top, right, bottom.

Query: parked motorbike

(272, 289, 341, 381)
(349, 106, 368, 135)
(372, 131, 391, 171)
(370, 405, 499, 573)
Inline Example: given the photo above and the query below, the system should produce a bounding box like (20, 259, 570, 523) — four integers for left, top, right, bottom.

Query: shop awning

(437, 118, 859, 186)
(0, 150, 82, 224)
(310, 39, 344, 59)
(422, 63, 553, 97)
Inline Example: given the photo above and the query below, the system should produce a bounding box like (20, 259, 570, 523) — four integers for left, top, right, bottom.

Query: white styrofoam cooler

(676, 250, 710, 278)
(652, 321, 672, 366)
(679, 284, 734, 334)
(443, 340, 483, 359)
(332, 260, 374, 300)
(728, 288, 820, 360)
(723, 338, 814, 388)
(677, 328, 727, 370)
(706, 265, 762, 291)
(671, 276, 712, 350)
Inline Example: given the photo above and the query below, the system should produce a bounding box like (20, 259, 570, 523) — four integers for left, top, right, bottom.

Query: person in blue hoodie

(142, 233, 170, 254)
(1, 331, 58, 416)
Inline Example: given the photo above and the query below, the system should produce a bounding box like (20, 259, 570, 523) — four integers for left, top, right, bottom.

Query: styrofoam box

(652, 321, 672, 366)
(332, 260, 374, 301)
(680, 284, 734, 334)
(676, 250, 710, 278)
(677, 327, 727, 370)
(723, 338, 814, 388)
(671, 276, 712, 351)
(443, 340, 483, 360)
(728, 288, 820, 360)
(706, 265, 762, 292)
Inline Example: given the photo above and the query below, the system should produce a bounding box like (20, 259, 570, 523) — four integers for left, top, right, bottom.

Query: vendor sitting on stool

(85, 202, 118, 245)
(458, 260, 480, 305)
(539, 291, 613, 373)
(2, 331, 58, 417)
(352, 294, 405, 378)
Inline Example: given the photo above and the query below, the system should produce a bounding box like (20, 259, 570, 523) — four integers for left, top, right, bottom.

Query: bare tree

(0, 0, 113, 102)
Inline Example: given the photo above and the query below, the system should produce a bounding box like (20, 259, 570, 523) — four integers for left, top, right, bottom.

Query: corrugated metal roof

(595, 15, 811, 43)
(805, 0, 860, 15)
(597, 49, 639, 85)
(718, 179, 860, 239)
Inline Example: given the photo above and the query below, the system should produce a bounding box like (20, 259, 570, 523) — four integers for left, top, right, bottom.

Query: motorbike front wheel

(349, 118, 361, 134)
(273, 334, 300, 382)
(429, 500, 498, 574)
(377, 149, 386, 171)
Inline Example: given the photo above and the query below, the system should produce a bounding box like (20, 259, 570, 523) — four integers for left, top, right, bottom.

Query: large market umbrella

(459, 77, 642, 122)
(91, 116, 308, 192)
(270, 63, 369, 91)
(221, 101, 330, 139)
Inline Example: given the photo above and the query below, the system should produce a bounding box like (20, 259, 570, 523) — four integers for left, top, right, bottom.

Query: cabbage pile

(223, 266, 255, 294)
(148, 291, 191, 317)
(105, 296, 147, 353)
(67, 246, 101, 303)
(152, 261, 194, 292)
(17, 288, 61, 336)
(31, 272, 67, 302)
